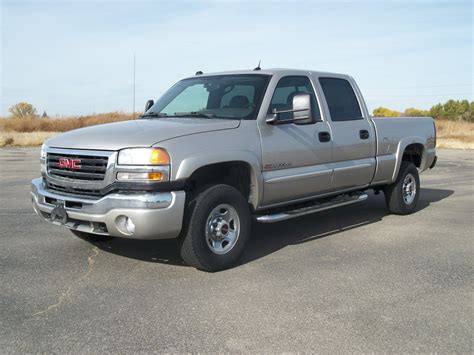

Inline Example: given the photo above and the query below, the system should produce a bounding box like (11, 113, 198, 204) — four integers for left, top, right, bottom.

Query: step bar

(255, 193, 368, 223)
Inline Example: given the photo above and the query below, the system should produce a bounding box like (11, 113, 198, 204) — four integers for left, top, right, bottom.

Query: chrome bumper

(31, 178, 186, 239)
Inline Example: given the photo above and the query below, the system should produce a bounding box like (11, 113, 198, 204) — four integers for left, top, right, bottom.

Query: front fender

(175, 151, 263, 209)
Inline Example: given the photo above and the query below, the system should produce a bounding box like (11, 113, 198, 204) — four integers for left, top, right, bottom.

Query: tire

(70, 230, 114, 242)
(384, 161, 420, 215)
(178, 184, 251, 272)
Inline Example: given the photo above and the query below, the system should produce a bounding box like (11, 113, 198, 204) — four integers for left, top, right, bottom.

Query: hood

(46, 118, 240, 151)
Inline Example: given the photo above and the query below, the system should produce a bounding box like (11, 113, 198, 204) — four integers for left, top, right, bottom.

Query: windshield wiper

(139, 112, 168, 119)
(172, 111, 217, 119)
(172, 111, 241, 120)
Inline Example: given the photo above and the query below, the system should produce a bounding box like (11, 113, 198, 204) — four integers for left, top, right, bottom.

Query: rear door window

(319, 78, 362, 121)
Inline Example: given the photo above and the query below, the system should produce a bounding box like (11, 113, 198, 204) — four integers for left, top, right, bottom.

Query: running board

(255, 193, 368, 223)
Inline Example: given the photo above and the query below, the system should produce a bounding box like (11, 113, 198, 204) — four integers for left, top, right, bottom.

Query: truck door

(317, 76, 376, 190)
(258, 75, 333, 206)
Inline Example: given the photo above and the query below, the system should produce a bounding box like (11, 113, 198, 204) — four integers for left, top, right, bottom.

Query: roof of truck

(183, 68, 350, 79)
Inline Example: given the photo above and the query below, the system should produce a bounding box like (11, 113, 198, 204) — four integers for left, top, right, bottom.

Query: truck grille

(46, 181, 103, 196)
(47, 153, 109, 181)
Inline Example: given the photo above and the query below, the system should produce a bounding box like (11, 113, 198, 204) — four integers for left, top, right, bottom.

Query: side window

(319, 77, 362, 121)
(269, 76, 321, 121)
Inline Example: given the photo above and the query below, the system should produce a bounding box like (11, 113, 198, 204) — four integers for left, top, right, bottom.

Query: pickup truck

(31, 68, 437, 271)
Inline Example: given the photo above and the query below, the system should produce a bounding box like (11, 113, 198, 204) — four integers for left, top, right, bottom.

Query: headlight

(40, 143, 47, 159)
(40, 143, 47, 173)
(118, 148, 170, 165)
(116, 147, 170, 182)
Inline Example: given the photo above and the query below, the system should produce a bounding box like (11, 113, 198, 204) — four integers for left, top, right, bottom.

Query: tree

(42, 110, 48, 118)
(8, 102, 37, 118)
(373, 100, 473, 122)
(429, 103, 443, 118)
(403, 107, 429, 117)
(372, 107, 401, 117)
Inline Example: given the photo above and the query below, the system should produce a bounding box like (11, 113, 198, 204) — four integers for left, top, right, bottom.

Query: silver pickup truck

(31, 68, 437, 271)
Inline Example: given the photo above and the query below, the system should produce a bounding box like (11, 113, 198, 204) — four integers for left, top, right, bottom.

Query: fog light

(115, 215, 135, 235)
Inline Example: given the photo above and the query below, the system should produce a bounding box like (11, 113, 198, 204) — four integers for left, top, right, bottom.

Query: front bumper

(31, 178, 186, 239)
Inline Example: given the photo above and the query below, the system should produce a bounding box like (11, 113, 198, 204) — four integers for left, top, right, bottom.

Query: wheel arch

(391, 138, 426, 182)
(176, 153, 262, 209)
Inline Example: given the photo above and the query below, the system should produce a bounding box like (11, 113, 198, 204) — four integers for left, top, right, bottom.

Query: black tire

(70, 230, 114, 242)
(178, 184, 251, 272)
(384, 161, 420, 215)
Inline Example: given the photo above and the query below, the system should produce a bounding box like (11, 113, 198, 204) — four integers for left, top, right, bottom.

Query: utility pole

(133, 52, 136, 117)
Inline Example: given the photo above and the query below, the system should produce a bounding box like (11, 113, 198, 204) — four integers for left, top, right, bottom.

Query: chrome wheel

(402, 173, 417, 205)
(205, 204, 240, 255)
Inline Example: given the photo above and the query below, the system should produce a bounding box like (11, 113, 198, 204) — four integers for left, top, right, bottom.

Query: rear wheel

(178, 184, 251, 272)
(384, 161, 420, 215)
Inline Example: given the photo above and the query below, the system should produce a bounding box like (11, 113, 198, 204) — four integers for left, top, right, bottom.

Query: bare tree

(8, 102, 37, 118)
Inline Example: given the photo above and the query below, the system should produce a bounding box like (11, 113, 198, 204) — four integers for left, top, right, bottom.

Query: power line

(366, 92, 472, 98)
(364, 83, 472, 90)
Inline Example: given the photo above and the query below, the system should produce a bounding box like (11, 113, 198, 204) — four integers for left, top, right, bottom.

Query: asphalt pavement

(0, 148, 472, 353)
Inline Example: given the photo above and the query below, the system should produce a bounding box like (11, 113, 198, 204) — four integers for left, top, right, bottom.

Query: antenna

(253, 60, 261, 71)
(133, 52, 136, 118)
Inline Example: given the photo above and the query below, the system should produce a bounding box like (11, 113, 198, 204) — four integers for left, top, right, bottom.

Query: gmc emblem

(58, 158, 81, 169)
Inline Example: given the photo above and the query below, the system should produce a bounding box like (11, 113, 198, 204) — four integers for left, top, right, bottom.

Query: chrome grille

(46, 181, 103, 196)
(47, 153, 108, 181)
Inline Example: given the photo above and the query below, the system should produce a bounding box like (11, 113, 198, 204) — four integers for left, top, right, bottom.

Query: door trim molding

(265, 169, 332, 184)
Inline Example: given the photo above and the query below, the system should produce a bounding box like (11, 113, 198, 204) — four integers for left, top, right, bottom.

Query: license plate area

(45, 196, 82, 209)
(50, 202, 68, 225)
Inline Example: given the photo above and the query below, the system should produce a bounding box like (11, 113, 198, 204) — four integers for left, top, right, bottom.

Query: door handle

(359, 130, 369, 140)
(319, 131, 331, 142)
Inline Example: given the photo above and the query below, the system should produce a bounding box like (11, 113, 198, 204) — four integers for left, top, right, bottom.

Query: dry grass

(435, 120, 474, 150)
(0, 131, 59, 147)
(0, 114, 472, 149)
(0, 112, 135, 133)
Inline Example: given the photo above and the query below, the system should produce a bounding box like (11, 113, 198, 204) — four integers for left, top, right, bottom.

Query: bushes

(430, 100, 474, 122)
(373, 99, 474, 122)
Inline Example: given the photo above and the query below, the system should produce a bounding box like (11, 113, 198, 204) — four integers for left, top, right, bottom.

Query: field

(434, 119, 474, 149)
(0, 113, 473, 149)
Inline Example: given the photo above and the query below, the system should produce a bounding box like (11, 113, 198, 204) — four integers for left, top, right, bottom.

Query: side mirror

(266, 93, 314, 125)
(292, 93, 312, 124)
(144, 99, 154, 113)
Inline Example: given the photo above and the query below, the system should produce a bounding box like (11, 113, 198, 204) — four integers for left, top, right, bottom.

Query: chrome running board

(255, 193, 368, 223)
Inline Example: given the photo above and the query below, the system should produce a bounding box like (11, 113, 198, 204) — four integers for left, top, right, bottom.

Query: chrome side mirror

(292, 93, 312, 123)
(266, 93, 313, 125)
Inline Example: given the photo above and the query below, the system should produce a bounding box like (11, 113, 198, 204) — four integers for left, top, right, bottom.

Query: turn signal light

(117, 172, 165, 181)
(150, 148, 170, 165)
(148, 172, 163, 181)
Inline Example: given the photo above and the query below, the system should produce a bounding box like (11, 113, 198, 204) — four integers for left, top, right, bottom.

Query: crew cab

(31, 68, 437, 271)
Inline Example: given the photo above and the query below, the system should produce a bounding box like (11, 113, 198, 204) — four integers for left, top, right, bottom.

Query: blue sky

(1, 0, 472, 116)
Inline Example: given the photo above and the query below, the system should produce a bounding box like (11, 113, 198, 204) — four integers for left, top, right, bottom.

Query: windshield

(145, 74, 271, 120)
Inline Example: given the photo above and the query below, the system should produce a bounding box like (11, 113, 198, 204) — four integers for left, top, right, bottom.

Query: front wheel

(178, 184, 251, 272)
(384, 161, 420, 215)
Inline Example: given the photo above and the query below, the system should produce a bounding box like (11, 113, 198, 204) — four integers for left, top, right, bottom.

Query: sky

(1, 0, 472, 116)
